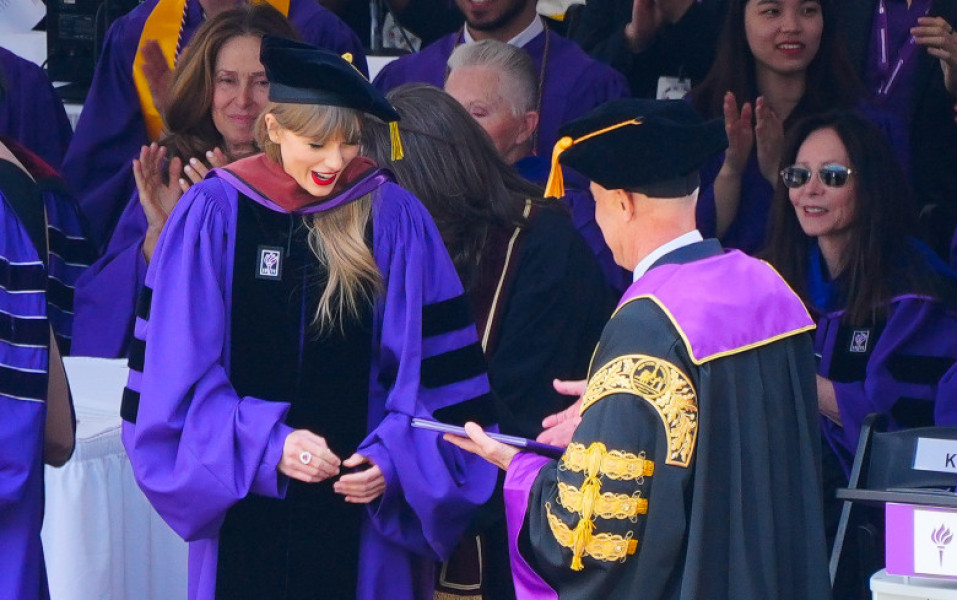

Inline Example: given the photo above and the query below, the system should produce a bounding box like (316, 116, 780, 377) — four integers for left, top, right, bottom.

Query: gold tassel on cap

(390, 121, 404, 162)
(544, 136, 573, 198)
(543, 118, 645, 199)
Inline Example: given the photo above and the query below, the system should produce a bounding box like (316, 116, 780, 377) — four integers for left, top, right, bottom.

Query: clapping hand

(913, 16, 957, 97)
(624, 0, 695, 54)
(141, 40, 173, 119)
(721, 91, 755, 179)
(183, 148, 229, 185)
(134, 145, 229, 262)
(134, 143, 186, 263)
(754, 96, 784, 185)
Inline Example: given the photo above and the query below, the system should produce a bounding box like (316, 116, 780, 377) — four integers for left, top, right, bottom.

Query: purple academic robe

(37, 174, 97, 357)
(121, 165, 498, 600)
(71, 193, 147, 358)
(0, 136, 97, 355)
(373, 24, 630, 156)
(61, 0, 367, 249)
(502, 241, 829, 600)
(0, 163, 53, 600)
(812, 256, 957, 474)
(0, 47, 72, 169)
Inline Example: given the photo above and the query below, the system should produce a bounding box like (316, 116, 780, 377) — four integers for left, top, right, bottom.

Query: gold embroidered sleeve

(557, 481, 648, 521)
(579, 354, 698, 468)
(546, 504, 638, 568)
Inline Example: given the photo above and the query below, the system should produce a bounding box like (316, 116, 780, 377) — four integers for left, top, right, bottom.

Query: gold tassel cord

(543, 136, 573, 199)
(390, 121, 404, 161)
(569, 469, 602, 570)
(542, 118, 644, 199)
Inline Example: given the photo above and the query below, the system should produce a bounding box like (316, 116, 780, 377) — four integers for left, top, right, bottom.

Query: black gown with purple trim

(503, 241, 832, 600)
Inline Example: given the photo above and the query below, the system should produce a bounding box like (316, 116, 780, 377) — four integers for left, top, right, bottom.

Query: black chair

(829, 414, 957, 598)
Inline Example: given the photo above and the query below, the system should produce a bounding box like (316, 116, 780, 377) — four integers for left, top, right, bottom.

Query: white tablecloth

(41, 358, 188, 600)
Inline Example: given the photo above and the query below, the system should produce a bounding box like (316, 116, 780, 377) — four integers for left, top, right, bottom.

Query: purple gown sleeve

(290, 1, 369, 77)
(0, 47, 73, 169)
(60, 18, 143, 249)
(41, 182, 97, 356)
(72, 193, 148, 358)
(0, 188, 50, 600)
(359, 185, 498, 561)
(122, 179, 293, 542)
(829, 296, 957, 452)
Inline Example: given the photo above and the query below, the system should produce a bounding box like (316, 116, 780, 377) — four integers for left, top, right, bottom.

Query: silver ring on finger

(299, 451, 312, 465)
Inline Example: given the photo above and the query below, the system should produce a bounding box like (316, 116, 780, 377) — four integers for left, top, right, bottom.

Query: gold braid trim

(562, 442, 655, 480)
(557, 481, 647, 521)
(580, 354, 698, 467)
(546, 504, 638, 571)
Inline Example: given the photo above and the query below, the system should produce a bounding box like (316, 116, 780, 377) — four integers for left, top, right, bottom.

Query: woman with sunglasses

(690, 0, 864, 254)
(765, 110, 957, 480)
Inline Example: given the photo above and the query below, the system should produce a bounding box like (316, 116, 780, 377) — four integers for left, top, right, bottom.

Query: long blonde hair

(257, 102, 382, 330)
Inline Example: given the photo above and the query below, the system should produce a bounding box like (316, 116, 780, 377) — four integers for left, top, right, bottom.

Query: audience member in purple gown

(61, 0, 367, 249)
(765, 109, 957, 474)
(373, 0, 630, 157)
(444, 39, 630, 291)
(0, 47, 72, 169)
(835, 0, 957, 259)
(689, 0, 860, 254)
(72, 5, 298, 358)
(765, 108, 957, 598)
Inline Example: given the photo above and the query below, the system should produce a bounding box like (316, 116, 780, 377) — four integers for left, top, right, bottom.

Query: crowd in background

(2, 0, 957, 598)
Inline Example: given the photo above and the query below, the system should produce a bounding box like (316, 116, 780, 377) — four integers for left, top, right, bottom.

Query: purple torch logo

(932, 524, 953, 566)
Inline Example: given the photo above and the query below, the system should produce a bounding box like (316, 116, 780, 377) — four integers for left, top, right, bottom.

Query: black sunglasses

(780, 164, 854, 189)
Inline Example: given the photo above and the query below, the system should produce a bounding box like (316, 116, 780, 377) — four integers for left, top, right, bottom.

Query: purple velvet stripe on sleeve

(618, 251, 814, 363)
(504, 453, 558, 600)
(0, 188, 49, 600)
(818, 294, 957, 464)
(42, 185, 96, 353)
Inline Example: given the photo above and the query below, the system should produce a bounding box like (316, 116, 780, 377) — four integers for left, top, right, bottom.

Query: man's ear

(264, 113, 282, 144)
(614, 188, 637, 221)
(515, 110, 540, 146)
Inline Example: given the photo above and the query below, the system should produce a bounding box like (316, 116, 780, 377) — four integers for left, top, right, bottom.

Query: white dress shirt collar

(463, 15, 544, 48)
(632, 230, 704, 282)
